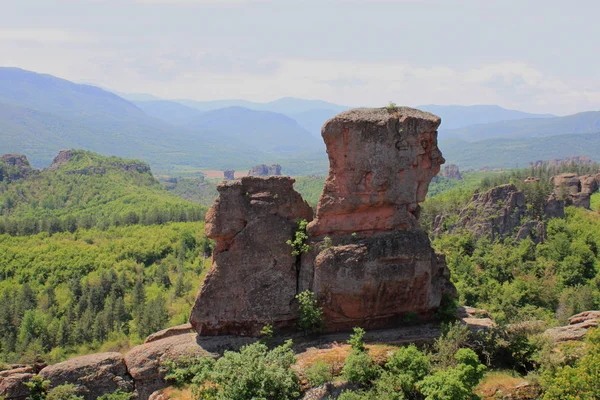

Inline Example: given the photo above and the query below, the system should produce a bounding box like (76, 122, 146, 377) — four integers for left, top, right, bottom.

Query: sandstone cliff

(247, 164, 282, 176)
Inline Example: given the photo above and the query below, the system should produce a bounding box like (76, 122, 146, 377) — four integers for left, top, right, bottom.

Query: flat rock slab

(39, 352, 133, 400)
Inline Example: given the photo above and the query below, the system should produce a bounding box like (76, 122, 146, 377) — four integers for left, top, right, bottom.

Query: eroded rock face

(39, 352, 133, 400)
(544, 311, 599, 343)
(441, 164, 462, 180)
(304, 107, 454, 331)
(454, 184, 527, 240)
(247, 164, 282, 177)
(46, 149, 74, 171)
(544, 193, 565, 219)
(0, 371, 33, 400)
(190, 176, 313, 336)
(308, 108, 444, 237)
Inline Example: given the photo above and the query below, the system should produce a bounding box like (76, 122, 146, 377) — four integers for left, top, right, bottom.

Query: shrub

(348, 327, 366, 353)
(287, 219, 310, 256)
(24, 375, 50, 400)
(337, 390, 370, 400)
(163, 356, 215, 387)
(259, 324, 274, 345)
(47, 384, 83, 400)
(385, 344, 431, 396)
(192, 340, 300, 400)
(295, 290, 323, 334)
(304, 360, 332, 387)
(342, 350, 380, 387)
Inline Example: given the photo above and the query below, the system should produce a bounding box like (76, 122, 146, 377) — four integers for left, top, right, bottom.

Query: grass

(474, 370, 530, 399)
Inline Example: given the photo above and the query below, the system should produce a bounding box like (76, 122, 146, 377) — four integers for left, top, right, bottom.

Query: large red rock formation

(304, 107, 454, 331)
(190, 176, 313, 336)
(308, 108, 444, 237)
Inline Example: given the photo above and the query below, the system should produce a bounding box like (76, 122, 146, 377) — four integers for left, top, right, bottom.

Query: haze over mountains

(1, 67, 599, 174)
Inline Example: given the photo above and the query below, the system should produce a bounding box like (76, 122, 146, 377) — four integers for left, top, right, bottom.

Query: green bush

(163, 356, 214, 387)
(192, 340, 300, 400)
(385, 344, 431, 396)
(295, 290, 323, 334)
(348, 327, 366, 353)
(304, 360, 332, 387)
(342, 350, 380, 387)
(286, 219, 310, 256)
(47, 384, 83, 400)
(24, 375, 50, 400)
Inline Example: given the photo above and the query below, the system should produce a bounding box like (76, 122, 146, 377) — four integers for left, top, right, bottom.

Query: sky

(1, 0, 599, 115)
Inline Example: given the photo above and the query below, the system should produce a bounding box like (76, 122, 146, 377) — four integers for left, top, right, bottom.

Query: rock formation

(441, 164, 462, 180)
(247, 164, 282, 177)
(223, 169, 235, 180)
(544, 311, 599, 343)
(544, 192, 565, 219)
(516, 221, 546, 244)
(304, 107, 453, 331)
(46, 149, 75, 171)
(189, 176, 313, 336)
(551, 172, 600, 209)
(453, 184, 527, 240)
(39, 353, 133, 400)
(0, 154, 33, 181)
(190, 107, 454, 335)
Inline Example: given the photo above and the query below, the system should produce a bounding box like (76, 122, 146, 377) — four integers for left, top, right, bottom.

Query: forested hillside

(0, 150, 205, 236)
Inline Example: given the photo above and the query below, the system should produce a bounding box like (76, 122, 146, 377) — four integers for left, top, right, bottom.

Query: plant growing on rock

(24, 375, 50, 400)
(295, 290, 323, 334)
(287, 218, 310, 256)
(47, 384, 83, 400)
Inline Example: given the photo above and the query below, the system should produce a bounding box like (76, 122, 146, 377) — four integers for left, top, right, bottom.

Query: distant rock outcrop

(189, 177, 313, 336)
(453, 184, 527, 240)
(551, 172, 600, 209)
(223, 169, 235, 180)
(441, 164, 462, 180)
(544, 192, 565, 219)
(247, 164, 282, 177)
(544, 311, 599, 343)
(46, 149, 75, 171)
(0, 154, 33, 181)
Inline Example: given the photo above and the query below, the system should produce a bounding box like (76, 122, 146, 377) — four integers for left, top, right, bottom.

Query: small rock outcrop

(516, 221, 546, 244)
(454, 184, 527, 240)
(144, 323, 194, 344)
(46, 149, 75, 171)
(223, 169, 235, 180)
(544, 311, 599, 343)
(544, 193, 565, 219)
(190, 177, 313, 336)
(551, 172, 600, 209)
(441, 164, 462, 180)
(0, 154, 33, 181)
(0, 371, 33, 400)
(39, 352, 133, 400)
(247, 164, 282, 177)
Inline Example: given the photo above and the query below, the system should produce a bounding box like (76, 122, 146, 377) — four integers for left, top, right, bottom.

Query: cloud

(0, 29, 91, 44)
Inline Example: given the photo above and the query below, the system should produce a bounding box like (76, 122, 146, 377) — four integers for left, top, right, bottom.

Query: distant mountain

(0, 68, 328, 174)
(441, 111, 600, 142)
(440, 132, 600, 170)
(134, 100, 203, 126)
(417, 104, 555, 131)
(183, 106, 324, 152)
(176, 96, 350, 115)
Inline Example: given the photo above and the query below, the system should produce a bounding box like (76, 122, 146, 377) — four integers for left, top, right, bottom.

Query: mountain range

(0, 66, 599, 173)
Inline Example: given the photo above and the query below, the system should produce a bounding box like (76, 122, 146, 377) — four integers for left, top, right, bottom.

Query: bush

(192, 340, 300, 400)
(385, 344, 431, 396)
(295, 290, 323, 334)
(47, 384, 83, 400)
(304, 360, 332, 387)
(163, 356, 215, 387)
(337, 390, 370, 400)
(342, 350, 380, 387)
(348, 327, 366, 353)
(24, 375, 50, 400)
(287, 219, 310, 256)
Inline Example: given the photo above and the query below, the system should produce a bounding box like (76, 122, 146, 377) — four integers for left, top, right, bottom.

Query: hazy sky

(2, 0, 599, 114)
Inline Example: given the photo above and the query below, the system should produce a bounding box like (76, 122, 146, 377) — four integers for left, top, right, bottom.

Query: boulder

(125, 333, 213, 400)
(39, 352, 133, 400)
(544, 311, 599, 343)
(454, 184, 527, 240)
(552, 173, 581, 195)
(308, 107, 444, 237)
(190, 176, 313, 336)
(571, 192, 591, 209)
(0, 372, 33, 400)
(579, 174, 599, 194)
(145, 323, 194, 343)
